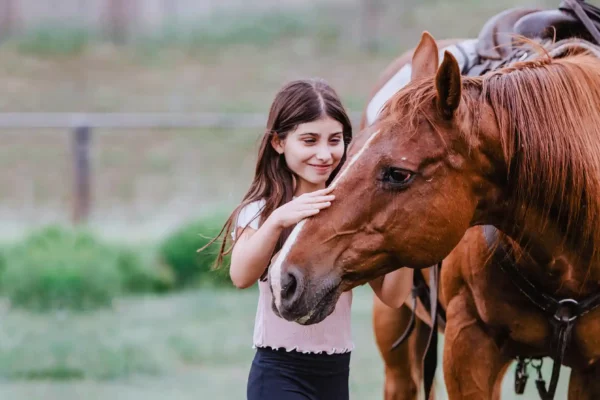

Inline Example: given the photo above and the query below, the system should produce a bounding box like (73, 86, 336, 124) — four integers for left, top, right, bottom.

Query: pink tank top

(233, 200, 354, 354)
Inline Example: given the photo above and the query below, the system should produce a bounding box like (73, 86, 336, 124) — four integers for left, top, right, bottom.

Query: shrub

(2, 226, 122, 311)
(116, 245, 175, 294)
(159, 213, 232, 287)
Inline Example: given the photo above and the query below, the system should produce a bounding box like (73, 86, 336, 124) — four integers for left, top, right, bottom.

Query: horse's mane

(478, 51, 600, 269)
(381, 48, 600, 279)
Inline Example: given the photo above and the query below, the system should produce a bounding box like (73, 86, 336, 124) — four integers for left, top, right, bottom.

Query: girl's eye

(303, 139, 316, 144)
(330, 138, 341, 144)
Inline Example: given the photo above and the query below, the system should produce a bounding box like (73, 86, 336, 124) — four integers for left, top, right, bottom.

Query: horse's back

(360, 38, 467, 131)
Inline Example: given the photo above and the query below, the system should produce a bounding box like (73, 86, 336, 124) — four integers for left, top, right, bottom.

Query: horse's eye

(381, 167, 415, 188)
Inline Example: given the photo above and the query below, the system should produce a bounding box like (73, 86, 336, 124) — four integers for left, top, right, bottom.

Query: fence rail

(0, 112, 363, 129)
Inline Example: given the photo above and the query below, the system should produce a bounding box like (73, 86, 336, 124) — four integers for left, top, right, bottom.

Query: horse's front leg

(568, 362, 600, 399)
(443, 291, 511, 400)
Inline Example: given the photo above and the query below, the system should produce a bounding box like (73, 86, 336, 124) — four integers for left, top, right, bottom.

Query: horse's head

(268, 32, 507, 324)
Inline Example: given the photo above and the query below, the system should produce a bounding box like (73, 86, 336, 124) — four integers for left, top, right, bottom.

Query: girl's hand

(269, 187, 335, 229)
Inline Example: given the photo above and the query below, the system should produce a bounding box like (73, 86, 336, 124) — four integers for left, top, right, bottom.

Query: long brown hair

(207, 78, 353, 277)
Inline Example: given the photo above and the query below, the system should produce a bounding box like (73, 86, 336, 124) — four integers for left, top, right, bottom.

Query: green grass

(0, 286, 569, 399)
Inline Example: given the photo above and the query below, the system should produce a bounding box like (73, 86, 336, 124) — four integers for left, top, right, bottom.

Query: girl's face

(272, 116, 345, 194)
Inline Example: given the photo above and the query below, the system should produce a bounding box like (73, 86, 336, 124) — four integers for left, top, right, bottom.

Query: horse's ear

(435, 51, 461, 118)
(411, 31, 439, 80)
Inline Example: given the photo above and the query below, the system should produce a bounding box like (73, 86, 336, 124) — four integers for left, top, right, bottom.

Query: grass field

(0, 286, 569, 399)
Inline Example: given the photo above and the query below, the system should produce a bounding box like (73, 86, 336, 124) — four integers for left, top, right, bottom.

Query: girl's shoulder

(235, 199, 266, 230)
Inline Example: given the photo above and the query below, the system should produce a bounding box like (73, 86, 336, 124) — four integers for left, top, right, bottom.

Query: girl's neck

(294, 178, 325, 197)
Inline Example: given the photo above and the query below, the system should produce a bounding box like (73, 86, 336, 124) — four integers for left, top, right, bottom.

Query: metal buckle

(554, 298, 579, 322)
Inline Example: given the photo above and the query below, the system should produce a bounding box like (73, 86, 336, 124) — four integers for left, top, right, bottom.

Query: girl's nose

(316, 146, 332, 162)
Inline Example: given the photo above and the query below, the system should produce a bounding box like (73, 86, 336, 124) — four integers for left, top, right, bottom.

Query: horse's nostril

(281, 271, 298, 302)
(278, 267, 306, 315)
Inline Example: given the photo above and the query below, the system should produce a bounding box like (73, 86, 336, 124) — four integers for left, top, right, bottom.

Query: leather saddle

(467, 1, 600, 76)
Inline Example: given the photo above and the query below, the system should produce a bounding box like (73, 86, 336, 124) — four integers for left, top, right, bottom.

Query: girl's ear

(271, 134, 284, 154)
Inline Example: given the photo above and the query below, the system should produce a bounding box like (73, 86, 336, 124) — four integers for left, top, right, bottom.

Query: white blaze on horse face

(329, 129, 381, 189)
(270, 130, 382, 311)
(270, 220, 306, 308)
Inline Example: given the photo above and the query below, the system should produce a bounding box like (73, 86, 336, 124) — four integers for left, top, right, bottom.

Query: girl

(210, 78, 413, 400)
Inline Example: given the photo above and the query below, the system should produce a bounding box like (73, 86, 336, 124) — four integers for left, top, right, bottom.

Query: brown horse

(269, 31, 600, 399)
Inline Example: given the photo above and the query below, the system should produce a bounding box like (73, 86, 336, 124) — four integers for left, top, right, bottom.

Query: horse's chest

(571, 309, 600, 362)
(468, 269, 600, 363)
(472, 280, 549, 346)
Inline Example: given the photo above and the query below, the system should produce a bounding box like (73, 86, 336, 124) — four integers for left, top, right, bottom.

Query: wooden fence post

(0, 0, 16, 41)
(72, 125, 92, 224)
(359, 0, 383, 53)
(105, 0, 135, 44)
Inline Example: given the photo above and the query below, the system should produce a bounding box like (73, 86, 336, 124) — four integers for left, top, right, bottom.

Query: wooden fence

(0, 112, 362, 224)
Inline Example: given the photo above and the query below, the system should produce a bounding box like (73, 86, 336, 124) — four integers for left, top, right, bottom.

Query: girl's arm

(229, 217, 283, 289)
(369, 268, 434, 326)
(230, 188, 335, 289)
(368, 268, 414, 309)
